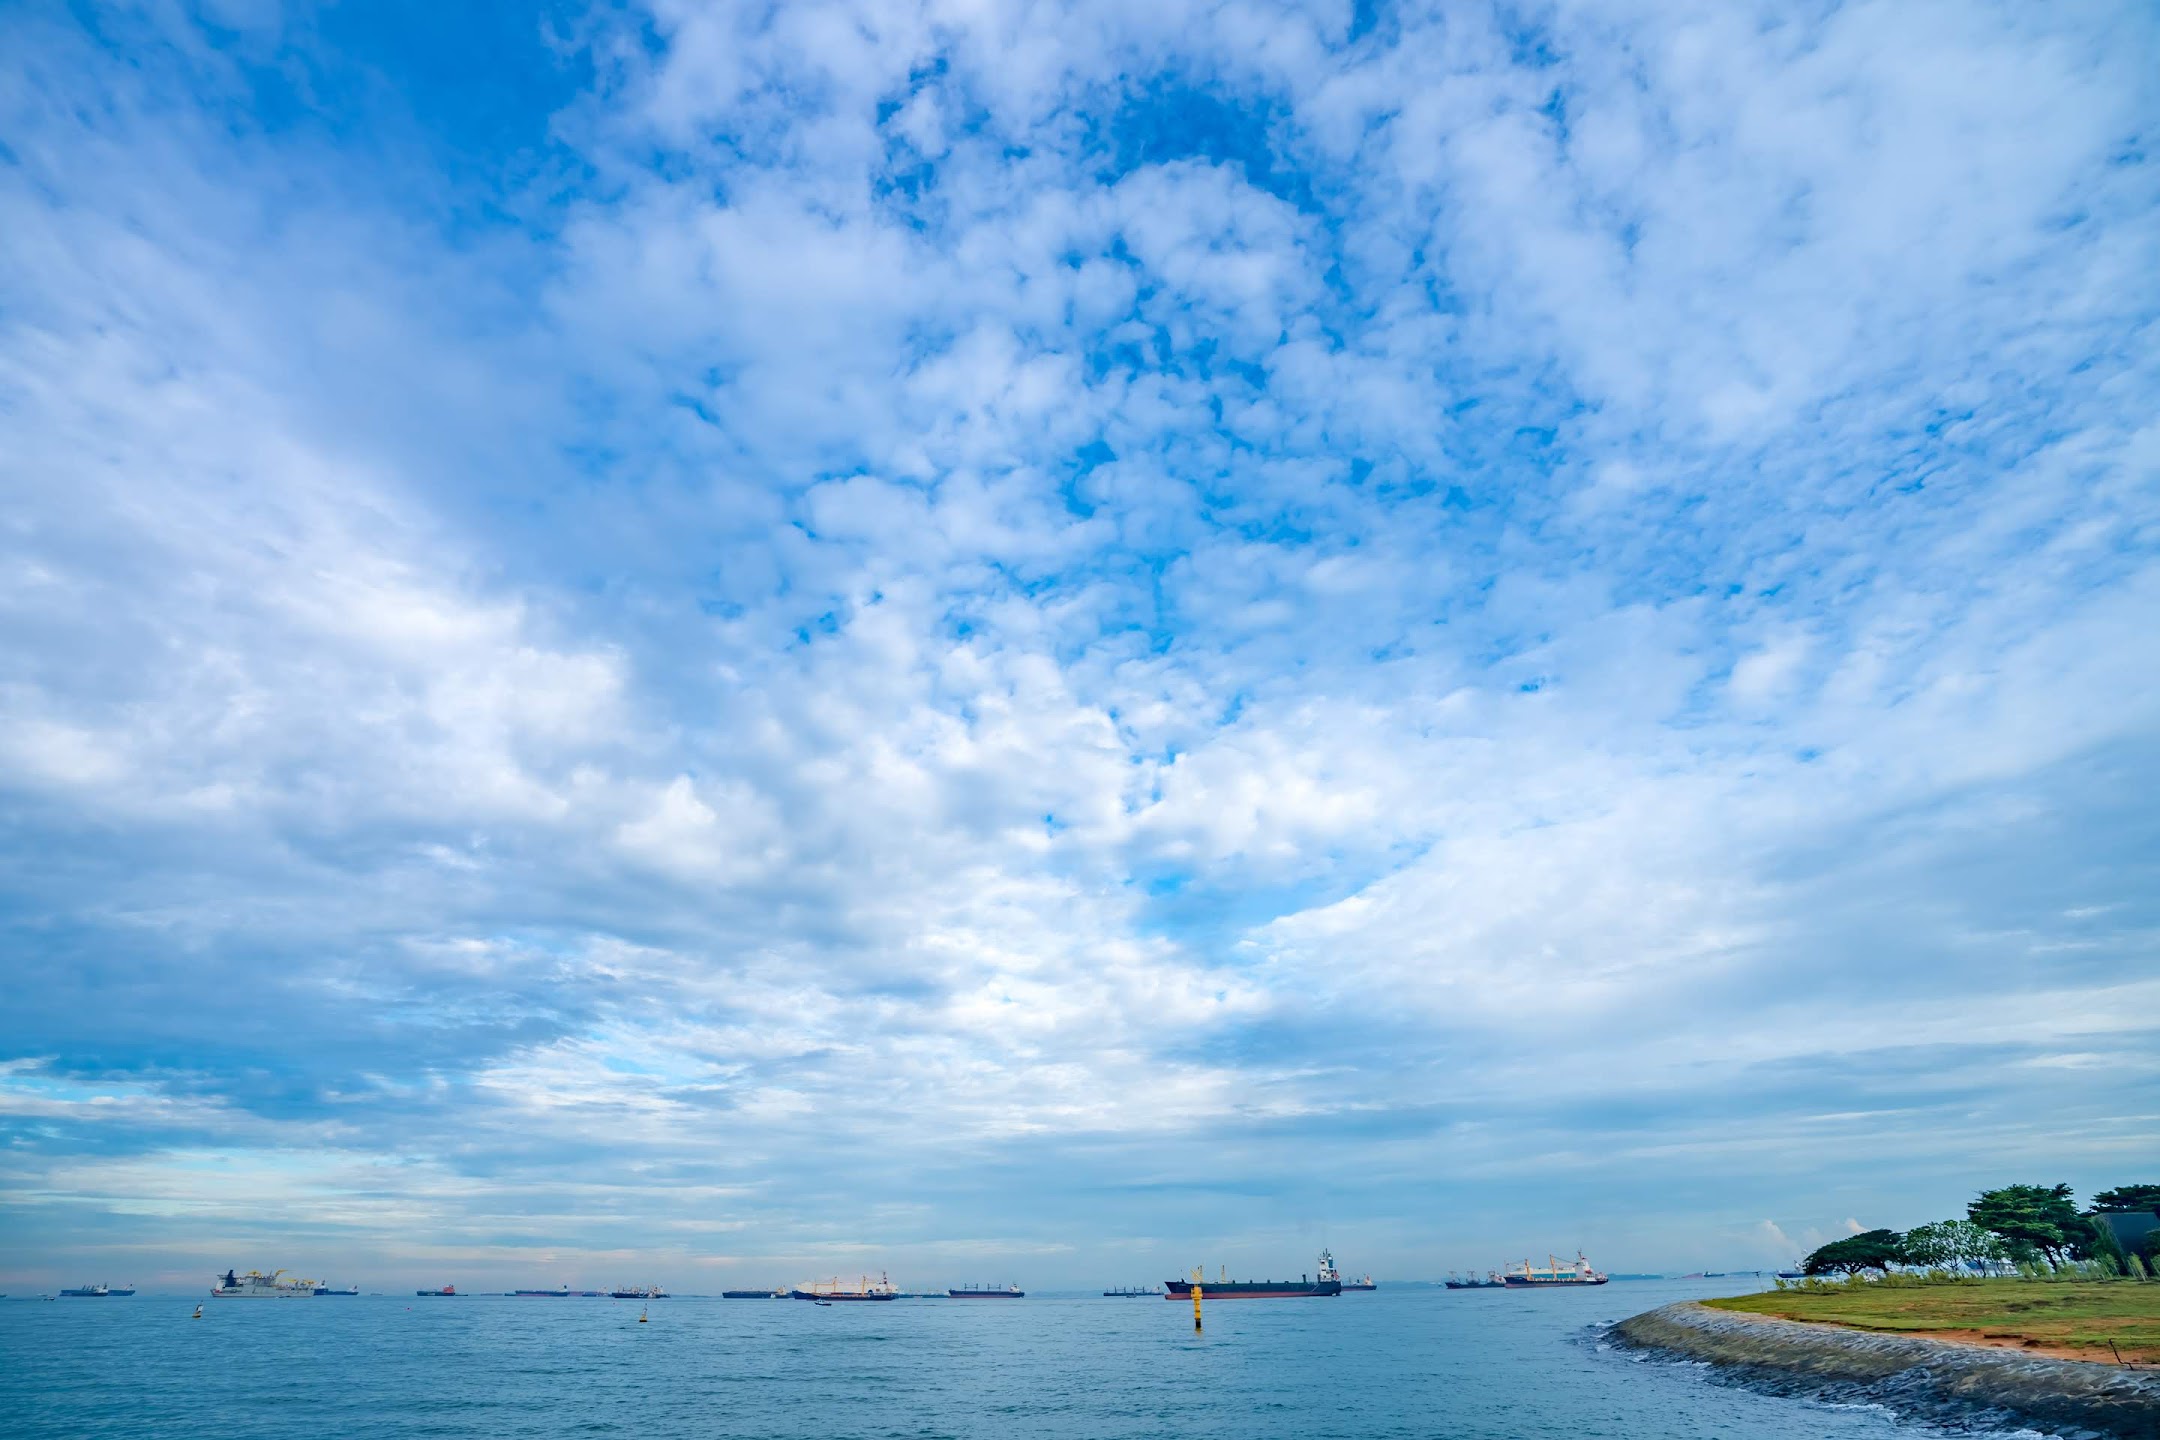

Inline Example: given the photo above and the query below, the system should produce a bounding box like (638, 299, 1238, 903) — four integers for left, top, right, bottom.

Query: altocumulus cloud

(1, 0, 2156, 1289)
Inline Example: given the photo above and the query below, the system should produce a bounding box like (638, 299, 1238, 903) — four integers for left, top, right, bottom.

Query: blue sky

(2, 0, 2156, 1292)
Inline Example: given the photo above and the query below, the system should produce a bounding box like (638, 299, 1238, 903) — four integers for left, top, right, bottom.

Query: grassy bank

(1705, 1279, 2160, 1364)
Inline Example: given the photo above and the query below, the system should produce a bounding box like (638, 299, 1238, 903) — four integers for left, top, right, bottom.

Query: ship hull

(1162, 1281, 1342, 1298)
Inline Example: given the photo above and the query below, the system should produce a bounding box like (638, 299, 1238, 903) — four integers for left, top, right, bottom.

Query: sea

(0, 1279, 1987, 1438)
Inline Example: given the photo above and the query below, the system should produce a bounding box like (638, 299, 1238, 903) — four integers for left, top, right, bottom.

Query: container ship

(211, 1268, 316, 1298)
(609, 1284, 668, 1299)
(947, 1283, 1023, 1298)
(1163, 1249, 1344, 1299)
(791, 1273, 898, 1302)
(1502, 1253, 1608, 1287)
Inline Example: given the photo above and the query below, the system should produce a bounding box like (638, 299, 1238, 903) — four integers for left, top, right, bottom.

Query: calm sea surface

(0, 1280, 1973, 1438)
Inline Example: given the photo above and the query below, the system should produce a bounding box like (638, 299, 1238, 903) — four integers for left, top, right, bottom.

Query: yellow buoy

(1191, 1283, 1203, 1332)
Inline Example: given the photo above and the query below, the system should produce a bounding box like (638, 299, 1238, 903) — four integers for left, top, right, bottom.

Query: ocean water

(0, 1280, 1960, 1438)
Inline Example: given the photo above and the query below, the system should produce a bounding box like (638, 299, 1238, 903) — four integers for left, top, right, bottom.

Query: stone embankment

(1612, 1301, 2160, 1439)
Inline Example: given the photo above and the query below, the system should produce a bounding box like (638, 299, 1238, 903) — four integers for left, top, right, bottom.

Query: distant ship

(721, 1289, 783, 1298)
(609, 1285, 668, 1299)
(211, 1269, 315, 1299)
(1444, 1271, 1506, 1289)
(313, 1283, 359, 1296)
(791, 1273, 898, 1302)
(58, 1283, 112, 1297)
(1163, 1249, 1344, 1299)
(1341, 1273, 1376, 1291)
(416, 1285, 457, 1296)
(513, 1285, 601, 1297)
(1102, 1285, 1162, 1297)
(947, 1283, 1023, 1298)
(1502, 1253, 1609, 1287)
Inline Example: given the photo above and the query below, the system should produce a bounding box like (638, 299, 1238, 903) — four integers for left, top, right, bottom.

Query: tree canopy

(1968, 1183, 2088, 1264)
(1802, 1228, 1904, 1276)
(1898, 1218, 2005, 1270)
(2090, 1184, 2160, 1214)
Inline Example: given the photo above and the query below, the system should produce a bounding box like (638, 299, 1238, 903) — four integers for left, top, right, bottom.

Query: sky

(1, 0, 2156, 1294)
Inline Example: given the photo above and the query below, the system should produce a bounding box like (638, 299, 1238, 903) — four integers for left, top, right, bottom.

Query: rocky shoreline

(1610, 1301, 2160, 1439)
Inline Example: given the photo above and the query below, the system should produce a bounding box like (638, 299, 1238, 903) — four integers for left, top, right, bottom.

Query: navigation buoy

(639, 1305, 648, 1323)
(1191, 1283, 1203, 1332)
(191, 1304, 203, 1319)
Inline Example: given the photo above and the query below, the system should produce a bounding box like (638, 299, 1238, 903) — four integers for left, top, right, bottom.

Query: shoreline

(1610, 1300, 2160, 1439)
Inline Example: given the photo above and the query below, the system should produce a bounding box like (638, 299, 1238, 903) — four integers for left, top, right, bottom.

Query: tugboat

(1501, 1252, 1609, 1287)
(947, 1283, 1024, 1298)
(211, 1269, 315, 1299)
(1161, 1249, 1344, 1299)
(790, 1273, 898, 1302)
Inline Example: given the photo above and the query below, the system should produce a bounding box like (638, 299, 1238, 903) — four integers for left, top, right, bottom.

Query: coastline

(1610, 1300, 2160, 1439)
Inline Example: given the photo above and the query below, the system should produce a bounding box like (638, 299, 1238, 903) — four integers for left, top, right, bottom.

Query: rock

(1610, 1301, 2160, 1439)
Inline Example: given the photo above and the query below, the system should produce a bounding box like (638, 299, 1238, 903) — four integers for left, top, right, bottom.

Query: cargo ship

(58, 1283, 112, 1297)
(1502, 1252, 1608, 1287)
(313, 1283, 359, 1296)
(1444, 1271, 1505, 1289)
(947, 1283, 1023, 1298)
(722, 1289, 783, 1298)
(211, 1268, 316, 1298)
(416, 1285, 457, 1296)
(609, 1284, 668, 1299)
(1102, 1285, 1162, 1297)
(1162, 1249, 1344, 1299)
(1341, 1272, 1376, 1291)
(513, 1285, 601, 1297)
(791, 1273, 898, 1302)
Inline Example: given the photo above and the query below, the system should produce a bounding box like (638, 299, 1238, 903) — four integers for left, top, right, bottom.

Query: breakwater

(1611, 1300, 2160, 1439)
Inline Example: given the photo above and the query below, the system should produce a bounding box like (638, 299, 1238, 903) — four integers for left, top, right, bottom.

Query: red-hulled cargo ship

(1163, 1249, 1344, 1299)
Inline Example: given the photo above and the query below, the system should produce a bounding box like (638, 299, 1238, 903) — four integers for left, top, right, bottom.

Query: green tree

(1900, 1219, 2005, 1271)
(1968, 1184, 2088, 1265)
(2090, 1184, 2160, 1213)
(1803, 1229, 1904, 1276)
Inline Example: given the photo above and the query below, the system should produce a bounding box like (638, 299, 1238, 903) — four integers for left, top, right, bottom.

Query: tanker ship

(1163, 1249, 1344, 1299)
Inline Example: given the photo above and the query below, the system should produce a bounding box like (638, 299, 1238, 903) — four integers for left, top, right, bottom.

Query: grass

(1704, 1279, 2160, 1364)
